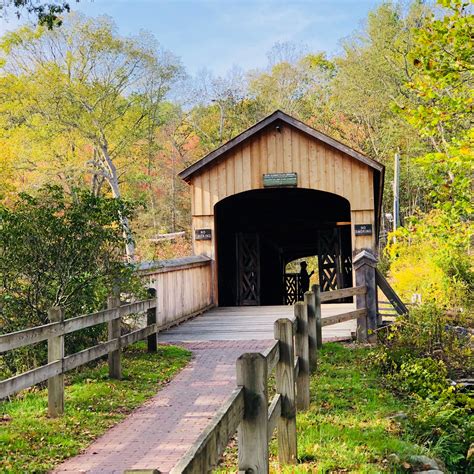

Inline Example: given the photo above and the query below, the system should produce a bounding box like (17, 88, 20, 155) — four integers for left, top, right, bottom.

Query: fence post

(295, 301, 310, 410)
(353, 250, 378, 343)
(48, 306, 64, 417)
(274, 318, 297, 465)
(304, 291, 317, 372)
(147, 288, 157, 353)
(237, 352, 269, 473)
(108, 294, 122, 379)
(311, 284, 322, 349)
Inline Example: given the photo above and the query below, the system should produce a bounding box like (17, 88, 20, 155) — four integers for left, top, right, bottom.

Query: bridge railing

(138, 255, 214, 329)
(155, 284, 367, 474)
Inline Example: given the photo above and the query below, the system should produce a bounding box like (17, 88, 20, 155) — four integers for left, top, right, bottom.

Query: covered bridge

(179, 110, 385, 307)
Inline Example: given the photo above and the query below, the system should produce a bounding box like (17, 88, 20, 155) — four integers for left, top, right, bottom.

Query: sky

(0, 0, 381, 76)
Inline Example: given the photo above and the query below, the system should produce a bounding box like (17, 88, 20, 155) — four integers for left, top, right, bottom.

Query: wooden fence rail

(164, 284, 367, 474)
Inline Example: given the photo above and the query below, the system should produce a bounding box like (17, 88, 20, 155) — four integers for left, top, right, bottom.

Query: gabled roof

(179, 110, 384, 182)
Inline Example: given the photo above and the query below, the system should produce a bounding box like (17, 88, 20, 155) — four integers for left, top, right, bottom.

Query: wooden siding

(142, 260, 213, 326)
(191, 126, 374, 216)
(189, 125, 376, 255)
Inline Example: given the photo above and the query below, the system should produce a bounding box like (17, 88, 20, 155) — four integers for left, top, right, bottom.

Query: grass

(216, 342, 426, 473)
(0, 342, 191, 473)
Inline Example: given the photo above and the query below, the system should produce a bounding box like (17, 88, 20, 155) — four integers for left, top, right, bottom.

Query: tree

(330, 2, 434, 221)
(0, 15, 183, 260)
(0, 1, 76, 28)
(0, 185, 139, 375)
(400, 0, 473, 219)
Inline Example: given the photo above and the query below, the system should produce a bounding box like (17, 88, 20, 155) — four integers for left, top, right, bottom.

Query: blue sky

(0, 0, 381, 75)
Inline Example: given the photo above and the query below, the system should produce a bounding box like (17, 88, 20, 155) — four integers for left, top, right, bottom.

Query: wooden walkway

(159, 303, 357, 343)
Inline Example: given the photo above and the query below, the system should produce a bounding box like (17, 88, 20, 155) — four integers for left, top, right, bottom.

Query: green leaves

(0, 185, 140, 374)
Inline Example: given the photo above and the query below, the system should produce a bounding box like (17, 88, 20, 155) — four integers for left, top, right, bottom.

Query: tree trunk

(98, 144, 136, 262)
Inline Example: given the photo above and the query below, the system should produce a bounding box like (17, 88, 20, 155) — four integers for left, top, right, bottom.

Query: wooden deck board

(159, 304, 356, 342)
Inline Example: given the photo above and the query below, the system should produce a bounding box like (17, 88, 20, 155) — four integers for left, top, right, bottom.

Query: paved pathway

(54, 304, 355, 473)
(54, 340, 272, 474)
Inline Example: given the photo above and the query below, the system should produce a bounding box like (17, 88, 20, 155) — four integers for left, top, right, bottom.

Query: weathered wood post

(274, 318, 297, 465)
(237, 352, 269, 473)
(311, 284, 322, 350)
(48, 306, 64, 417)
(304, 291, 317, 372)
(295, 301, 310, 410)
(353, 250, 378, 343)
(108, 294, 122, 379)
(147, 287, 157, 353)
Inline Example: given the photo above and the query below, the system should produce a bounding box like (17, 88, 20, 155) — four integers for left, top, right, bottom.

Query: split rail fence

(0, 256, 213, 416)
(164, 284, 368, 474)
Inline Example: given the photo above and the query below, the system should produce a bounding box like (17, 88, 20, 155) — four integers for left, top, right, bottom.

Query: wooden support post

(294, 302, 310, 410)
(304, 291, 317, 372)
(147, 287, 157, 353)
(108, 294, 122, 379)
(48, 307, 64, 417)
(274, 318, 297, 465)
(312, 284, 322, 350)
(353, 250, 378, 343)
(237, 353, 269, 474)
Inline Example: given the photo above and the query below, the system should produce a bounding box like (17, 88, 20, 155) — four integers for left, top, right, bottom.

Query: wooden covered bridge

(1, 111, 409, 473)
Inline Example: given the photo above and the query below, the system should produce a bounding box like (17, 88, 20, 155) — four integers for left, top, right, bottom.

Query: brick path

(53, 340, 272, 474)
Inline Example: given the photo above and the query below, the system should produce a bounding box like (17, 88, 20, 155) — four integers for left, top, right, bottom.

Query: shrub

(0, 186, 143, 377)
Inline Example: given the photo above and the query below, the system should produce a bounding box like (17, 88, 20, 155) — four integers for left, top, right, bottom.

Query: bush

(378, 304, 472, 379)
(407, 394, 473, 472)
(0, 186, 143, 377)
(375, 303, 473, 471)
(388, 357, 448, 399)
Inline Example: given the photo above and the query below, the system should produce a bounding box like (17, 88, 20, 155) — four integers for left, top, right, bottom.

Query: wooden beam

(320, 285, 366, 302)
(237, 353, 269, 473)
(170, 388, 244, 474)
(274, 318, 297, 465)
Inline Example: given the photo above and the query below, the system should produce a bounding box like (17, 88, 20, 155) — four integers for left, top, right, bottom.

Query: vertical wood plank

(311, 284, 322, 350)
(295, 302, 310, 410)
(237, 353, 269, 473)
(242, 143, 252, 191)
(274, 318, 297, 465)
(309, 140, 318, 189)
(299, 136, 309, 189)
(276, 126, 284, 171)
(48, 307, 64, 417)
(342, 154, 352, 202)
(108, 295, 122, 380)
(327, 146, 335, 194)
(250, 138, 260, 190)
(259, 134, 268, 179)
(304, 291, 317, 372)
(334, 150, 343, 197)
(202, 171, 211, 215)
(147, 288, 157, 353)
(217, 160, 226, 202)
(267, 128, 277, 173)
(226, 155, 235, 197)
(234, 146, 243, 194)
(193, 175, 203, 216)
(284, 126, 293, 172)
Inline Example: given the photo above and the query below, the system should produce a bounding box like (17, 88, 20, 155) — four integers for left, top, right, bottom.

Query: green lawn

(217, 343, 427, 473)
(0, 343, 191, 473)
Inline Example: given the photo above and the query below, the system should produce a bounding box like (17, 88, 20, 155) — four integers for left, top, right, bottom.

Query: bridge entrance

(178, 110, 385, 309)
(215, 188, 352, 306)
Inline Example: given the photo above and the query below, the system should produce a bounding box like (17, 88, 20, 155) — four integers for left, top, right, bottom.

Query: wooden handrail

(0, 299, 155, 353)
(320, 285, 366, 302)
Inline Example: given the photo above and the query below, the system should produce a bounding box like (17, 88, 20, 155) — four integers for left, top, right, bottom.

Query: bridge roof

(179, 110, 384, 182)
